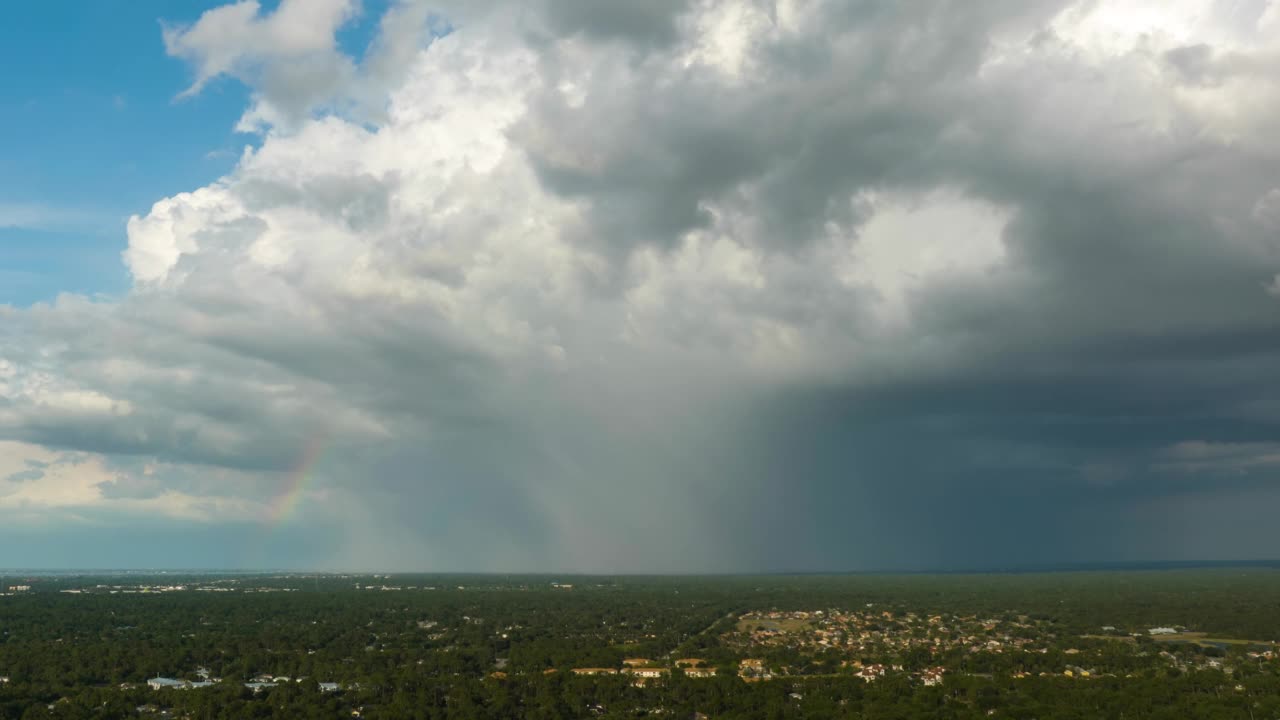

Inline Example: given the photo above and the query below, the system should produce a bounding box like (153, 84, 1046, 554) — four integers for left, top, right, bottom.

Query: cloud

(0, 204, 119, 234)
(0, 205, 55, 230)
(4, 469, 44, 484)
(164, 0, 358, 93)
(1157, 441, 1280, 475)
(163, 0, 427, 131)
(540, 0, 693, 47)
(3, 0, 1280, 570)
(0, 440, 289, 531)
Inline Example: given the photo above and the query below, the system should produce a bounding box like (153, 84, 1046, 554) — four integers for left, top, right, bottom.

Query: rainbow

(264, 434, 329, 526)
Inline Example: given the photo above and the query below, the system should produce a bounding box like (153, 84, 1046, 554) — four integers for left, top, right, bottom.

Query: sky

(2, 0, 1280, 572)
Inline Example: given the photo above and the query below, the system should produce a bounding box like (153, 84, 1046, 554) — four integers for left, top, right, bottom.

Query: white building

(147, 677, 188, 690)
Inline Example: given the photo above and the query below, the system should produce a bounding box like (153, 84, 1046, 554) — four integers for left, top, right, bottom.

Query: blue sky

(0, 0, 389, 306)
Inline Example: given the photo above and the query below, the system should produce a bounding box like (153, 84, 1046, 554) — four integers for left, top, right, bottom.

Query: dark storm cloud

(507, 0, 1280, 566)
(516, 0, 1073, 253)
(542, 0, 692, 47)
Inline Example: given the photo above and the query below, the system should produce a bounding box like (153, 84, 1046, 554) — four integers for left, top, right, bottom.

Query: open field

(737, 616, 813, 633)
(1153, 632, 1278, 649)
(1085, 632, 1278, 648)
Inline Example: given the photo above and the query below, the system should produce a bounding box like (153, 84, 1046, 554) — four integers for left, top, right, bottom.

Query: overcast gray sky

(3, 0, 1280, 571)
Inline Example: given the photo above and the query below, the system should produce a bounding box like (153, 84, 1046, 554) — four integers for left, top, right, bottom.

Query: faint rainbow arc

(264, 433, 330, 526)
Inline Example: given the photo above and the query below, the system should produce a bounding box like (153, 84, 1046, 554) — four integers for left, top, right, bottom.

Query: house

(146, 677, 189, 690)
(675, 658, 706, 667)
(625, 667, 669, 686)
(623, 658, 654, 667)
(571, 668, 618, 676)
(244, 682, 278, 693)
(856, 664, 887, 683)
(1148, 627, 1178, 635)
(740, 659, 765, 670)
(683, 667, 717, 678)
(919, 668, 945, 687)
(0, 676, 9, 685)
(319, 683, 341, 692)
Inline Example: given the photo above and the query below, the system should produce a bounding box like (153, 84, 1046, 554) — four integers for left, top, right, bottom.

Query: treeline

(6, 667, 1280, 719)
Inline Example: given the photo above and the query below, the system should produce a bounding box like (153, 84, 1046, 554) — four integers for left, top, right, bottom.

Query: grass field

(737, 617, 813, 633)
(1152, 632, 1278, 648)
(1083, 632, 1278, 649)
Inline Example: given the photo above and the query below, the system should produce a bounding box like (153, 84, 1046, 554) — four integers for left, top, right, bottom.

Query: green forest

(1, 569, 1279, 719)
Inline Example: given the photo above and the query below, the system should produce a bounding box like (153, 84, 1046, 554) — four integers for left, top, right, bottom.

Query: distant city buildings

(145, 674, 340, 693)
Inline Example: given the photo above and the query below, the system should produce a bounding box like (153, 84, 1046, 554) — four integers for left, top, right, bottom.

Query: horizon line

(2, 559, 1279, 577)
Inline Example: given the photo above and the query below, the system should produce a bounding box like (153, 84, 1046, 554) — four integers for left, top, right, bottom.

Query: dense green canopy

(2, 570, 1279, 718)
